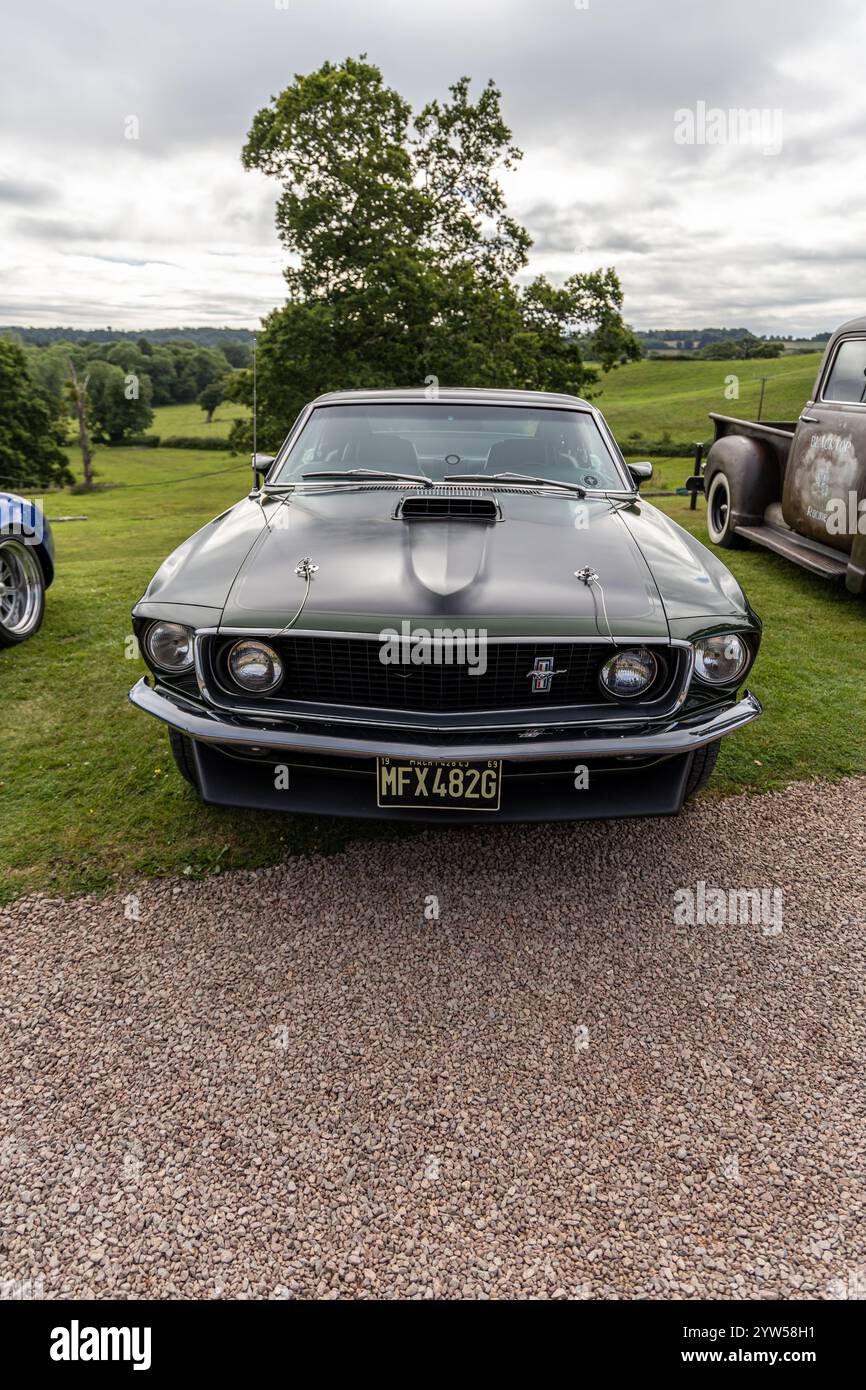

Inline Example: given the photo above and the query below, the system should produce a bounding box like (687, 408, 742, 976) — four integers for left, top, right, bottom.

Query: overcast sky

(1, 0, 863, 335)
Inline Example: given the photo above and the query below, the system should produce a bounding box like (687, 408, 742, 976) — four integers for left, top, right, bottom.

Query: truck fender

(704, 435, 781, 528)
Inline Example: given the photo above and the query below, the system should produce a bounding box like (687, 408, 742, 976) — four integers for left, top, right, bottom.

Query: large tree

(232, 57, 640, 450)
(84, 360, 154, 445)
(0, 339, 73, 491)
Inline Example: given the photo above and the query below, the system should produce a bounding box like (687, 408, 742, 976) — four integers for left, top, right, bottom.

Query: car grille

(252, 636, 630, 713)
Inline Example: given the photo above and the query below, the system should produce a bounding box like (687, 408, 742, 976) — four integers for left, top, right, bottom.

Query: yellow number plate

(376, 758, 502, 811)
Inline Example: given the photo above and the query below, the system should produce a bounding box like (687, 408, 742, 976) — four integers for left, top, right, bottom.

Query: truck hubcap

(709, 476, 730, 536)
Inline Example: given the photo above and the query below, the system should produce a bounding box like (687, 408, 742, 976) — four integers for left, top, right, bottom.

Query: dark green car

(129, 389, 762, 821)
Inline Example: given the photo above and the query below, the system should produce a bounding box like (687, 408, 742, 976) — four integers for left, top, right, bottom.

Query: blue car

(0, 492, 55, 647)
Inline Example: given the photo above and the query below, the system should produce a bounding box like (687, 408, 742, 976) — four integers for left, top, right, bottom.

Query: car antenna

(252, 336, 257, 462)
(250, 336, 267, 501)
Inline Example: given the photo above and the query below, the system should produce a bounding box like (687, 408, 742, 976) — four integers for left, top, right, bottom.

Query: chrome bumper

(128, 678, 762, 762)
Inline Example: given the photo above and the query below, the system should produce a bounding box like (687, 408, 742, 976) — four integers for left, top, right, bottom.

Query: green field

(149, 355, 821, 445)
(150, 399, 249, 437)
(1, 353, 863, 905)
(595, 352, 821, 440)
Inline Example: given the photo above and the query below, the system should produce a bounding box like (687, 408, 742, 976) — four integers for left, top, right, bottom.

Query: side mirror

(251, 453, 276, 490)
(628, 460, 653, 490)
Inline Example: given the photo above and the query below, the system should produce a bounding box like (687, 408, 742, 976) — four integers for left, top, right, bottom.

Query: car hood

(215, 488, 671, 639)
(138, 489, 753, 640)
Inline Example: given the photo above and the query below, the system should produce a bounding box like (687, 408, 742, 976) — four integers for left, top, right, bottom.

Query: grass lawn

(150, 399, 249, 437)
(1, 358, 863, 904)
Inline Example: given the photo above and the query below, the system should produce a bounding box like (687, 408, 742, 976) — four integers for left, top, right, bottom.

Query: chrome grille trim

(193, 632, 696, 729)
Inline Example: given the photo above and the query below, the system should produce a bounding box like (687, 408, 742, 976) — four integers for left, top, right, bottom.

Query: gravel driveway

(1, 777, 863, 1300)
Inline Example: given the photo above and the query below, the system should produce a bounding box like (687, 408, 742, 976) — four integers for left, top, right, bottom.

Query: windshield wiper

(302, 468, 433, 486)
(444, 471, 586, 496)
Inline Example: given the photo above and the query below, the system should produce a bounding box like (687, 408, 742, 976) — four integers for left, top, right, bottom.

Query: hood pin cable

(574, 566, 616, 646)
(278, 556, 319, 634)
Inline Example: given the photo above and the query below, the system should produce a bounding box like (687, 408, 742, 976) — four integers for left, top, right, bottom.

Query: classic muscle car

(129, 389, 762, 822)
(696, 314, 866, 594)
(0, 492, 54, 647)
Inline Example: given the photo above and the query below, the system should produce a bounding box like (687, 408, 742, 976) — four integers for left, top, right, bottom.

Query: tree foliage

(0, 339, 73, 491)
(698, 336, 783, 360)
(198, 378, 227, 423)
(83, 359, 154, 444)
(26, 337, 237, 414)
(233, 57, 640, 450)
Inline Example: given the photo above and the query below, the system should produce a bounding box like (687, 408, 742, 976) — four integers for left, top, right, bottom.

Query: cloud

(14, 215, 115, 242)
(62, 252, 181, 268)
(0, 177, 55, 206)
(0, 0, 864, 333)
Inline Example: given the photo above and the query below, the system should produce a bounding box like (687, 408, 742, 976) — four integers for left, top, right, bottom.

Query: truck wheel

(167, 726, 200, 789)
(684, 739, 721, 801)
(706, 471, 744, 548)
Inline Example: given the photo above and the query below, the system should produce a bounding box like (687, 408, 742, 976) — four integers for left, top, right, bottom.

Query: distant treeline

(0, 325, 256, 349)
(633, 326, 832, 353)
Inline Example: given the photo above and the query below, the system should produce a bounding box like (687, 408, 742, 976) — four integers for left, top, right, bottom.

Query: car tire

(684, 739, 721, 801)
(167, 726, 200, 789)
(705, 471, 745, 549)
(0, 538, 46, 647)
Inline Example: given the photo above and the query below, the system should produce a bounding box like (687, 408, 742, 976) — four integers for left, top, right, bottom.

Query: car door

(781, 334, 866, 554)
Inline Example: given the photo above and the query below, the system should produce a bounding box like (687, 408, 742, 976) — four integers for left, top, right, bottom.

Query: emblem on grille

(526, 656, 567, 693)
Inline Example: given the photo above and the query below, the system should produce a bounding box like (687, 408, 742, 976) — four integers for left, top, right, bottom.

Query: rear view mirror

(628, 460, 653, 489)
(251, 453, 276, 489)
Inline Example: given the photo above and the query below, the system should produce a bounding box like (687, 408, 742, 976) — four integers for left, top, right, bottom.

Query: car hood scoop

(397, 494, 500, 522)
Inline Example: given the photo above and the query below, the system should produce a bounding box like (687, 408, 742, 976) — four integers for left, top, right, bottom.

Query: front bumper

(128, 678, 762, 822)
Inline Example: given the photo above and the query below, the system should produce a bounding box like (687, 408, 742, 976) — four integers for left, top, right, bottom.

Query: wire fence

(0, 460, 249, 492)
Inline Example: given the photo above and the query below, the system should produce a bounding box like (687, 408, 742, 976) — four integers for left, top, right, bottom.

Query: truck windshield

(272, 403, 629, 490)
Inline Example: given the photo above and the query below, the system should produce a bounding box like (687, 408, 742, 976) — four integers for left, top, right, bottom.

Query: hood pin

(574, 567, 616, 645)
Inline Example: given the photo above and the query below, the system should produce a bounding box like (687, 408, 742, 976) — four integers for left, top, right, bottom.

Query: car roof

(310, 386, 594, 410)
(831, 314, 866, 337)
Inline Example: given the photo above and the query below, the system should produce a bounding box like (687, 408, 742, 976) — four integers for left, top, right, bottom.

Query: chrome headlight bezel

(227, 639, 285, 693)
(693, 633, 749, 685)
(144, 620, 195, 673)
(598, 646, 659, 700)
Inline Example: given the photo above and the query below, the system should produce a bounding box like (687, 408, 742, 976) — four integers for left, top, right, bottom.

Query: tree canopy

(0, 340, 73, 491)
(698, 335, 783, 360)
(231, 57, 640, 450)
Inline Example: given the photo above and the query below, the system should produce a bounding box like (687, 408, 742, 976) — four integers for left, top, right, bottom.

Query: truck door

(782, 334, 866, 554)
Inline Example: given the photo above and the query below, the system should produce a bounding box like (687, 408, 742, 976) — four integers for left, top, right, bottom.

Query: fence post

(690, 442, 703, 509)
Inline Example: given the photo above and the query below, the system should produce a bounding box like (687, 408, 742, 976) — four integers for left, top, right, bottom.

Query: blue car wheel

(0, 537, 46, 646)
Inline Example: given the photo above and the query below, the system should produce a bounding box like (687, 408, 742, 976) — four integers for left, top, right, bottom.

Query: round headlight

(694, 634, 748, 684)
(228, 639, 284, 692)
(145, 621, 194, 672)
(599, 647, 658, 699)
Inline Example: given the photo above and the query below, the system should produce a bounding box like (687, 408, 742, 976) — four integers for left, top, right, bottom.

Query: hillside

(595, 352, 822, 440)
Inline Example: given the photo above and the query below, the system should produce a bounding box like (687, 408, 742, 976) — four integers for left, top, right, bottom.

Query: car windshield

(272, 403, 629, 490)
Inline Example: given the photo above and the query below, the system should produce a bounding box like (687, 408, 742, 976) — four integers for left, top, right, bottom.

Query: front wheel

(0, 538, 45, 647)
(684, 739, 721, 801)
(706, 471, 745, 549)
(167, 726, 201, 790)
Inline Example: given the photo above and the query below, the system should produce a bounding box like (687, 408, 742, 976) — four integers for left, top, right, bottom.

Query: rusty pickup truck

(696, 315, 866, 595)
